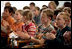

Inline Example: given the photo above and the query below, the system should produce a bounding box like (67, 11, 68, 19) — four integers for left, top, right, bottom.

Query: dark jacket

(44, 26, 71, 48)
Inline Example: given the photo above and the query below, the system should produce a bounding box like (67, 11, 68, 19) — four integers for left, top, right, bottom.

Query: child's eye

(16, 14, 18, 15)
(57, 18, 61, 20)
(6, 10, 7, 12)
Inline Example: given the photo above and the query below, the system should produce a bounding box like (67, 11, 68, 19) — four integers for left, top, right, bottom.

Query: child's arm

(15, 31, 30, 39)
(15, 30, 45, 44)
(30, 36, 45, 45)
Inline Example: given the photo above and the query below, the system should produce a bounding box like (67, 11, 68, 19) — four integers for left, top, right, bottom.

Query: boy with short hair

(33, 6, 41, 26)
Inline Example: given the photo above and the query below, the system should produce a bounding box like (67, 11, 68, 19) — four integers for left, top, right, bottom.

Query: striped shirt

(22, 22, 36, 37)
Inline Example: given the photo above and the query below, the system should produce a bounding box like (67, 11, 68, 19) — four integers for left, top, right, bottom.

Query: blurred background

(1, 1, 71, 16)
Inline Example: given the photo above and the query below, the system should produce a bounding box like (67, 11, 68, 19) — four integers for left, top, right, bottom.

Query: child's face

(41, 12, 48, 24)
(56, 14, 65, 28)
(3, 9, 10, 17)
(14, 11, 22, 20)
(33, 9, 39, 16)
(49, 3, 55, 10)
(22, 16, 27, 23)
(30, 5, 35, 11)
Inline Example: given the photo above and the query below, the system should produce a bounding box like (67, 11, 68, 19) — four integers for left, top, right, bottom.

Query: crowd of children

(1, 1, 71, 48)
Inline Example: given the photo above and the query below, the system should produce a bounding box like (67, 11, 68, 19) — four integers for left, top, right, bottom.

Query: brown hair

(5, 2, 11, 7)
(23, 6, 30, 10)
(42, 8, 54, 20)
(12, 7, 17, 12)
(58, 12, 70, 21)
(57, 7, 64, 12)
(23, 9, 33, 20)
(40, 8, 47, 13)
(42, 5, 48, 8)
(35, 6, 40, 11)
(63, 7, 71, 14)
(30, 2, 35, 6)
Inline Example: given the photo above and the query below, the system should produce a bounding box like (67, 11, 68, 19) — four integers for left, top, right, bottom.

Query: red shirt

(23, 22, 36, 37)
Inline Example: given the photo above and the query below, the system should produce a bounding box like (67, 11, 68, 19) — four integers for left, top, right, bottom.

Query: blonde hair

(23, 9, 33, 20)
(63, 7, 71, 14)
(49, 1, 57, 9)
(16, 10, 23, 16)
(58, 12, 70, 21)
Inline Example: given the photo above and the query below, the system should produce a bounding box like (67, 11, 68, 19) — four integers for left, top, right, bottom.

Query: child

(38, 8, 55, 34)
(29, 2, 35, 12)
(2, 6, 15, 25)
(37, 12, 71, 48)
(5, 2, 11, 7)
(48, 1, 57, 11)
(15, 9, 57, 47)
(63, 31, 71, 48)
(33, 6, 41, 26)
(63, 7, 71, 17)
(11, 10, 24, 32)
(36, 8, 55, 40)
(51, 9, 61, 31)
(42, 12, 71, 48)
(54, 12, 71, 48)
(1, 6, 15, 34)
(63, 7, 71, 27)
(29, 2, 36, 17)
(16, 9, 36, 37)
(12, 7, 17, 12)
(23, 6, 30, 10)
(1, 6, 15, 48)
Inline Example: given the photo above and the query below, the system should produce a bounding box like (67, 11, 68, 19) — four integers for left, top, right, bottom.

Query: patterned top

(22, 22, 36, 37)
(38, 24, 54, 34)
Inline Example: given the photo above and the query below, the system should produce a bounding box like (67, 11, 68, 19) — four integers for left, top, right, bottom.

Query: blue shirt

(33, 15, 41, 26)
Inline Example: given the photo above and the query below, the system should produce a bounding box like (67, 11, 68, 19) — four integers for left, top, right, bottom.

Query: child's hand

(46, 33, 56, 40)
(51, 30, 56, 35)
(36, 33, 43, 39)
(16, 31, 30, 39)
(63, 31, 71, 42)
(52, 21, 57, 27)
(2, 19, 9, 28)
(23, 29, 28, 33)
(39, 38, 44, 44)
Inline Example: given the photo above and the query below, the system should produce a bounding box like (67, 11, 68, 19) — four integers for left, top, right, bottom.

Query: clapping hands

(46, 33, 56, 40)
